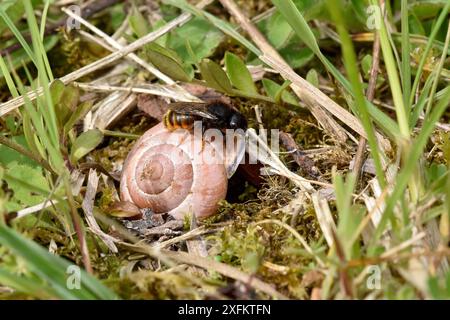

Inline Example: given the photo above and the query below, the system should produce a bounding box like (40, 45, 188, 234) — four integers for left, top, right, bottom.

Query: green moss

(202, 177, 325, 298)
(92, 116, 155, 172)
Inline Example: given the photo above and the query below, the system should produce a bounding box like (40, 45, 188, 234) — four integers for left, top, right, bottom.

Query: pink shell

(120, 123, 228, 219)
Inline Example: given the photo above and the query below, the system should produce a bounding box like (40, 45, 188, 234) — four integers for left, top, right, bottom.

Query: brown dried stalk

(0, 0, 121, 57)
(218, 0, 363, 143)
(351, 27, 382, 183)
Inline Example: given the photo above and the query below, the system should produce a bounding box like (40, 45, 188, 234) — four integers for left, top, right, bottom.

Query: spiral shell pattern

(120, 123, 228, 219)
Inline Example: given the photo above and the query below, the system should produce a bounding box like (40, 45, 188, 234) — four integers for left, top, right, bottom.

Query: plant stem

(327, 0, 386, 188)
(0, 135, 55, 174)
(352, 20, 382, 185)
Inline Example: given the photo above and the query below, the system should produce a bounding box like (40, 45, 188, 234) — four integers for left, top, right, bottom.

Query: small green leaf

(144, 42, 192, 82)
(263, 78, 281, 100)
(129, 4, 151, 38)
(225, 52, 257, 95)
(4, 115, 17, 133)
(292, 0, 330, 21)
(54, 84, 80, 127)
(350, 0, 369, 26)
(70, 129, 104, 164)
(279, 46, 314, 69)
(267, 12, 293, 49)
(361, 54, 373, 77)
(274, 80, 292, 103)
(64, 101, 94, 134)
(3, 162, 50, 210)
(273, 0, 321, 55)
(49, 79, 65, 106)
(60, 84, 80, 112)
(109, 2, 126, 31)
(409, 13, 425, 36)
(306, 69, 319, 87)
(0, 135, 38, 168)
(410, 0, 448, 20)
(21, 110, 44, 160)
(262, 78, 298, 105)
(152, 19, 169, 47)
(0, 1, 24, 34)
(169, 17, 223, 64)
(199, 59, 234, 94)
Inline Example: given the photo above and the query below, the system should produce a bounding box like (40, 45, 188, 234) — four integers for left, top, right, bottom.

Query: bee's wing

(224, 130, 247, 179)
(169, 102, 218, 120)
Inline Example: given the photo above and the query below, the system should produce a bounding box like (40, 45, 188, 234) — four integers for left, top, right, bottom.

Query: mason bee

(163, 101, 247, 179)
(163, 101, 247, 132)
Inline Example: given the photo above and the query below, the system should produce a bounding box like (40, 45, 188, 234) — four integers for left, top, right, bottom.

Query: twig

(247, 128, 315, 194)
(349, 246, 450, 269)
(0, 0, 213, 117)
(279, 131, 320, 180)
(120, 242, 288, 299)
(81, 169, 119, 253)
(62, 8, 175, 86)
(254, 219, 325, 268)
(72, 81, 197, 101)
(0, 0, 120, 57)
(351, 20, 382, 183)
(330, 229, 354, 298)
(155, 226, 219, 249)
(64, 174, 93, 274)
(14, 199, 61, 220)
(218, 0, 353, 143)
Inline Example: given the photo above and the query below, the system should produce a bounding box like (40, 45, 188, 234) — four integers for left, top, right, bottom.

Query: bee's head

(229, 112, 247, 131)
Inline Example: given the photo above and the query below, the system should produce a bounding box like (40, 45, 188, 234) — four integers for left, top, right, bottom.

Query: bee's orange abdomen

(180, 114, 194, 129)
(163, 110, 195, 131)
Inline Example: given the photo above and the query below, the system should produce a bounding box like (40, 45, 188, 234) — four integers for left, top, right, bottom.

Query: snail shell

(120, 123, 228, 219)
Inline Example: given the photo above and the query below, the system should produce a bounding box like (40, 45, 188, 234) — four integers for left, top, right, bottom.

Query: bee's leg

(193, 123, 208, 156)
(204, 124, 211, 152)
(175, 126, 192, 148)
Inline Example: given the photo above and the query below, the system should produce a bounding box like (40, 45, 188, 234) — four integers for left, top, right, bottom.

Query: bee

(163, 101, 247, 179)
(162, 101, 247, 132)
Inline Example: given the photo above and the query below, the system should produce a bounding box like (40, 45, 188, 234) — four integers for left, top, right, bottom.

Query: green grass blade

(370, 0, 409, 138)
(165, 0, 261, 55)
(410, 1, 450, 106)
(0, 55, 19, 98)
(0, 223, 119, 300)
(23, 0, 53, 82)
(271, 0, 320, 55)
(326, 0, 386, 187)
(0, 267, 58, 299)
(401, 0, 411, 109)
(39, 0, 51, 40)
(0, 8, 36, 66)
(23, 0, 58, 148)
(425, 23, 450, 116)
(12, 70, 63, 171)
(371, 87, 450, 247)
(409, 73, 434, 128)
(271, 0, 401, 138)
